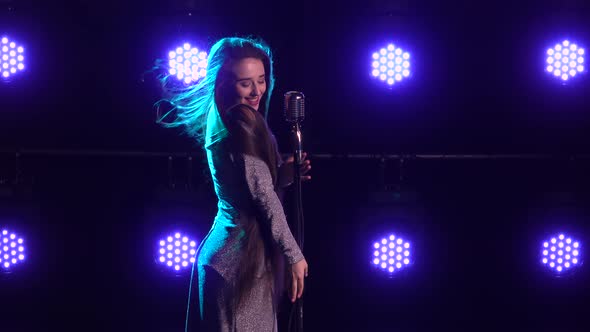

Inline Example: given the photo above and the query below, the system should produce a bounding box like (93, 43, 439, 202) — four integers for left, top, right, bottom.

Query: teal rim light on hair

(156, 37, 275, 144)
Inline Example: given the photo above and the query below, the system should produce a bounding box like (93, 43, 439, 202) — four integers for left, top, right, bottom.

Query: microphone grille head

(284, 91, 305, 123)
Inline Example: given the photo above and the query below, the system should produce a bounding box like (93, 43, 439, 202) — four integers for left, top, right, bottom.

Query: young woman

(157, 36, 310, 331)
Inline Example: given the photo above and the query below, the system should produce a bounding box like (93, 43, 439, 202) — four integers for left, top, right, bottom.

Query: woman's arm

(226, 104, 304, 264)
(240, 153, 304, 264)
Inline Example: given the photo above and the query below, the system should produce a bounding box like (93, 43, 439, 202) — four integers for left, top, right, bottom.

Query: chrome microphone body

(284, 91, 305, 165)
(284, 91, 305, 123)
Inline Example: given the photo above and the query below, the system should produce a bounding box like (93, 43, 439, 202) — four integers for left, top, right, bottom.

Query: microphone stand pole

(291, 121, 304, 332)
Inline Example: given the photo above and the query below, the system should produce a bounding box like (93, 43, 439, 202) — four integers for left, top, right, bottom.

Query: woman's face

(230, 57, 267, 111)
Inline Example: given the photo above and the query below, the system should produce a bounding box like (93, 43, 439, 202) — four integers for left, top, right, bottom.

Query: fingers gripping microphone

(284, 91, 305, 166)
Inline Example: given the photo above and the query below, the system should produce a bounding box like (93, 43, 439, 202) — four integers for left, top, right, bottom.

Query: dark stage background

(1, 0, 590, 331)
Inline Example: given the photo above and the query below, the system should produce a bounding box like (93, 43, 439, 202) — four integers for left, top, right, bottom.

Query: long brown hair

(223, 103, 285, 308)
(155, 36, 275, 143)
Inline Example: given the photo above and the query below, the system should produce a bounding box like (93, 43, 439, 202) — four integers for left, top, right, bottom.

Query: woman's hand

(278, 152, 311, 188)
(289, 258, 308, 302)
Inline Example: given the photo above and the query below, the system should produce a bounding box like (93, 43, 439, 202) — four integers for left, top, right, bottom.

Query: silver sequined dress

(188, 105, 304, 332)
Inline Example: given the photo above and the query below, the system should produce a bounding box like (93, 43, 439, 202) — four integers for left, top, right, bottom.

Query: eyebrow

(235, 74, 265, 82)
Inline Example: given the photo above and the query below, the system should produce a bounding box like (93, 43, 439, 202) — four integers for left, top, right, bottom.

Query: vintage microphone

(284, 91, 305, 168)
(284, 91, 305, 332)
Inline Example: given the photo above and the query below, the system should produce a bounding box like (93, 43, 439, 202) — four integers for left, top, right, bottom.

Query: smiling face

(230, 57, 267, 111)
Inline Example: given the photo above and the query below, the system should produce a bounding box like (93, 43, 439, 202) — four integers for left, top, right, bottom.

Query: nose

(250, 84, 260, 97)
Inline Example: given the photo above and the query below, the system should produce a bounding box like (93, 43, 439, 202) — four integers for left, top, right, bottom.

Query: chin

(241, 102, 260, 111)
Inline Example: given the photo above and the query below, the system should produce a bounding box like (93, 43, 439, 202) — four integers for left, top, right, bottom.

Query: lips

(245, 97, 259, 107)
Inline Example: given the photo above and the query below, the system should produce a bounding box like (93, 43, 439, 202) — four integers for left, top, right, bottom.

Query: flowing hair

(155, 36, 284, 311)
(155, 36, 276, 144)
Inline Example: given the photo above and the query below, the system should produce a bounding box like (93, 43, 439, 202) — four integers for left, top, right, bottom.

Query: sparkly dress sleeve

(226, 104, 304, 265)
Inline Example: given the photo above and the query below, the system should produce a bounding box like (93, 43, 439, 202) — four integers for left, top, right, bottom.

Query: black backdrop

(1, 0, 590, 331)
